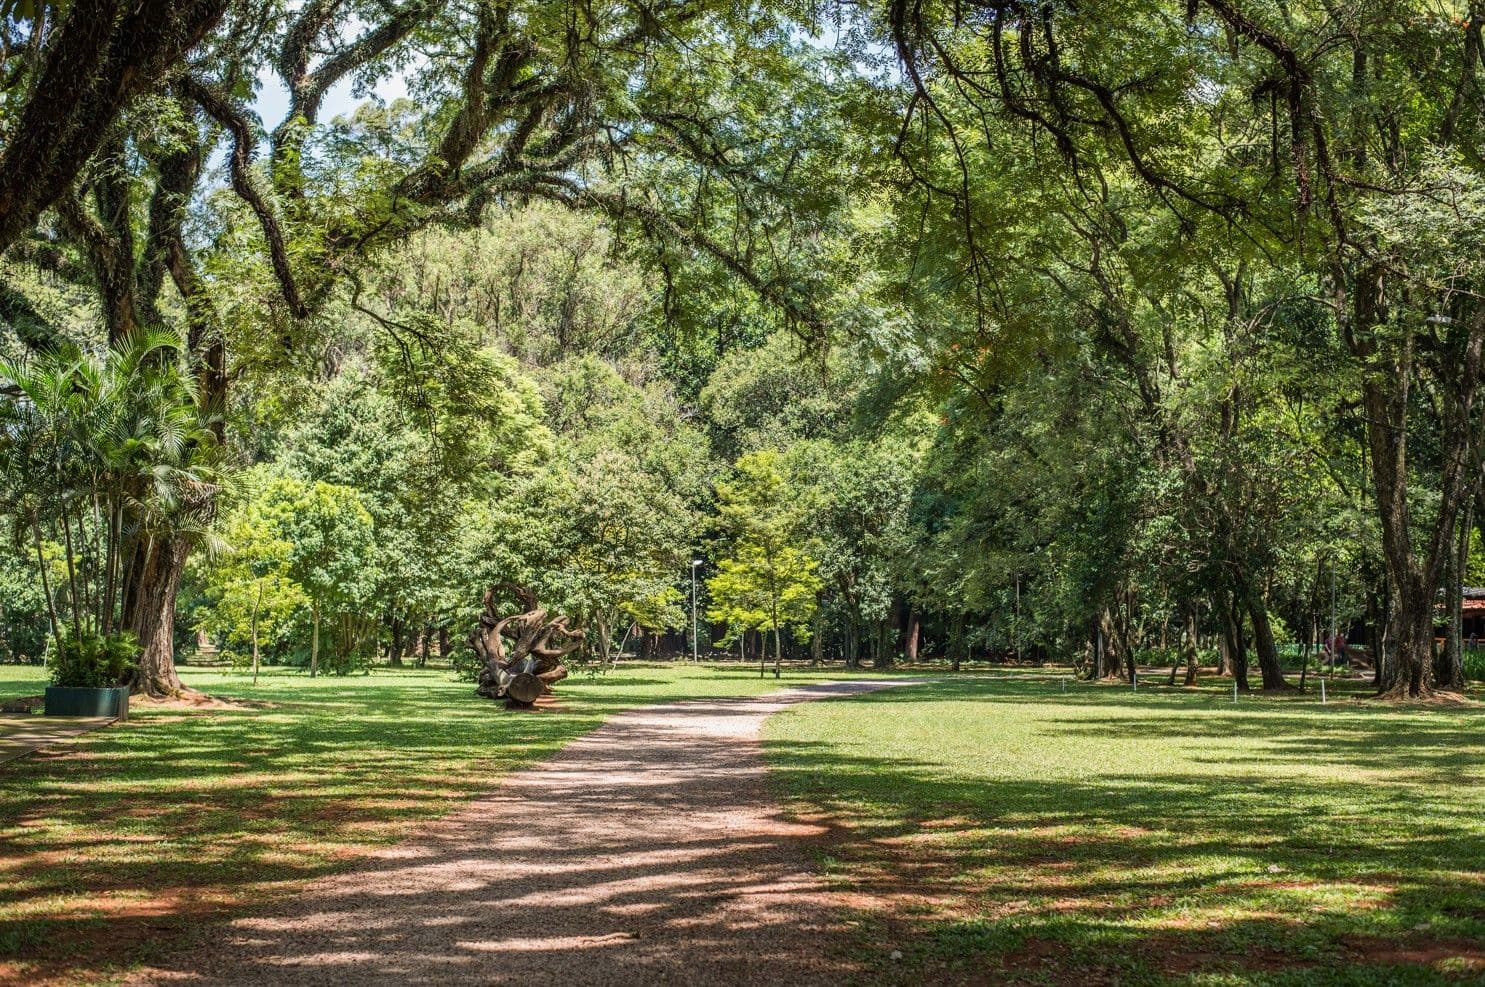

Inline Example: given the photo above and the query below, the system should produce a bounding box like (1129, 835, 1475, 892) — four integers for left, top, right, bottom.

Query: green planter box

(44, 686, 130, 720)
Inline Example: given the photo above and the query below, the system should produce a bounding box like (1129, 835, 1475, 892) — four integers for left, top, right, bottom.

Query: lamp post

(691, 559, 703, 662)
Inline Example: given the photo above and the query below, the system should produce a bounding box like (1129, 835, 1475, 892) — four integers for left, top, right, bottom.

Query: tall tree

(2, 0, 848, 693)
(876, 0, 1485, 696)
(709, 450, 823, 677)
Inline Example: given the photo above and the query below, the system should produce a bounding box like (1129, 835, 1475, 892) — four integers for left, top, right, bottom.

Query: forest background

(1, 0, 1484, 700)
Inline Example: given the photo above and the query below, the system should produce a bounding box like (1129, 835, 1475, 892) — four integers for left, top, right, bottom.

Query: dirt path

(135, 680, 910, 986)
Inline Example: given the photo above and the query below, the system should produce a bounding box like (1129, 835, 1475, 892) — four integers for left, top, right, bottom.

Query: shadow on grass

(766, 678, 1485, 984)
(10, 680, 901, 986)
(0, 666, 916, 981)
(0, 670, 712, 980)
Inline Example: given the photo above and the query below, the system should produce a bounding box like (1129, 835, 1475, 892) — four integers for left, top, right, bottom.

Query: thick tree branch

(181, 76, 310, 319)
(0, 0, 227, 253)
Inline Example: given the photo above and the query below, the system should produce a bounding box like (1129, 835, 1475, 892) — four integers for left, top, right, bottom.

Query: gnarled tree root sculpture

(470, 584, 584, 706)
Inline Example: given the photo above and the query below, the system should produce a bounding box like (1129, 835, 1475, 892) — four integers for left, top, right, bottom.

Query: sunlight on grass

(0, 662, 860, 984)
(0, 665, 45, 701)
(764, 672, 1485, 985)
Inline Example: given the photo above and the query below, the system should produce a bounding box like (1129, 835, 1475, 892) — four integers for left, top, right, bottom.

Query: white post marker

(1132, 669, 1138, 691)
(1233, 681, 1238, 704)
(1321, 679, 1326, 704)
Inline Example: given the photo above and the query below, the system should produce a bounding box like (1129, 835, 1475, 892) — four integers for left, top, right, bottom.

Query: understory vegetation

(2, 1, 1485, 982)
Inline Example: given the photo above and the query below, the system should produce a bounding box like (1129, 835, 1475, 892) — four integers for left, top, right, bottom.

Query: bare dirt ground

(131, 680, 909, 986)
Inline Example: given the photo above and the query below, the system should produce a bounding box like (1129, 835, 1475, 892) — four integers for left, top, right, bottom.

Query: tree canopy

(0, 0, 1482, 701)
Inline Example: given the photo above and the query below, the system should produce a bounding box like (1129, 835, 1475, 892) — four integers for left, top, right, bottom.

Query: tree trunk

(1243, 581, 1291, 690)
(1349, 268, 1483, 699)
(1308, 614, 1317, 676)
(1183, 606, 1199, 686)
(596, 614, 612, 664)
(905, 610, 920, 662)
(250, 582, 261, 687)
(438, 625, 449, 665)
(1364, 584, 1384, 687)
(951, 613, 965, 672)
(873, 615, 892, 669)
(127, 538, 191, 697)
(33, 521, 64, 659)
(310, 600, 320, 678)
(389, 615, 404, 668)
(1439, 502, 1470, 691)
(470, 585, 583, 704)
(1221, 593, 1250, 691)
(1215, 597, 1233, 678)
(1376, 589, 1394, 689)
(1098, 608, 1124, 679)
(1383, 591, 1436, 699)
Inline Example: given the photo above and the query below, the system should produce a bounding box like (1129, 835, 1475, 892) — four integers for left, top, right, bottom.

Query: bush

(316, 646, 372, 676)
(1133, 646, 1217, 669)
(0, 611, 49, 664)
(47, 630, 138, 688)
(1465, 647, 1485, 683)
(453, 643, 480, 682)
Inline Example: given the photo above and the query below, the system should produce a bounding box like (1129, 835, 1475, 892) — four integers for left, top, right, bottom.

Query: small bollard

(1321, 679, 1326, 704)
(1233, 681, 1238, 704)
(1132, 670, 1138, 691)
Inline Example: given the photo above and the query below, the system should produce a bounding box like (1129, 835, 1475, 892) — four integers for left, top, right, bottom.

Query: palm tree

(0, 331, 223, 693)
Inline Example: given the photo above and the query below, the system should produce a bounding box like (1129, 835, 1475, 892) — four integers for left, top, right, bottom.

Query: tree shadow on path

(129, 680, 917, 986)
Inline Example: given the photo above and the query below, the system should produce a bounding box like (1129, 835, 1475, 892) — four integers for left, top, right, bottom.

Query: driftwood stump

(469, 584, 584, 707)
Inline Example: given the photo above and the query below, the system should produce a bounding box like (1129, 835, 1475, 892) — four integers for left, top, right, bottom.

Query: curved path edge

(134, 678, 916, 986)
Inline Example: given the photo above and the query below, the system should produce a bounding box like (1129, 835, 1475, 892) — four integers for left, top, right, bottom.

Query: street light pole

(691, 559, 702, 662)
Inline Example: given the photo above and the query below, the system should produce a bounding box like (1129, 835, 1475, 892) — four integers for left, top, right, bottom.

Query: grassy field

(9, 663, 1483, 985)
(0, 661, 876, 985)
(0, 664, 45, 701)
(765, 671, 1485, 985)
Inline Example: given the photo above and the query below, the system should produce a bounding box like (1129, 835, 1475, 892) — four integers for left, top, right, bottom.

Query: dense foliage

(0, 1, 1483, 699)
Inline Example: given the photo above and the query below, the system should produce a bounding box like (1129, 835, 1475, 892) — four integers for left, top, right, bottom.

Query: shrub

(1133, 646, 1217, 669)
(47, 630, 138, 688)
(1465, 647, 1485, 683)
(316, 646, 372, 676)
(453, 642, 480, 682)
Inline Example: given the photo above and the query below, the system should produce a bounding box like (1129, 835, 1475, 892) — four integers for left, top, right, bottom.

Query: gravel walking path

(134, 679, 910, 986)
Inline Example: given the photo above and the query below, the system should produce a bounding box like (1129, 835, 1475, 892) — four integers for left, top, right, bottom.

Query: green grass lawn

(0, 661, 882, 985)
(764, 670, 1485, 985)
(0, 664, 45, 702)
(10, 662, 1480, 985)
